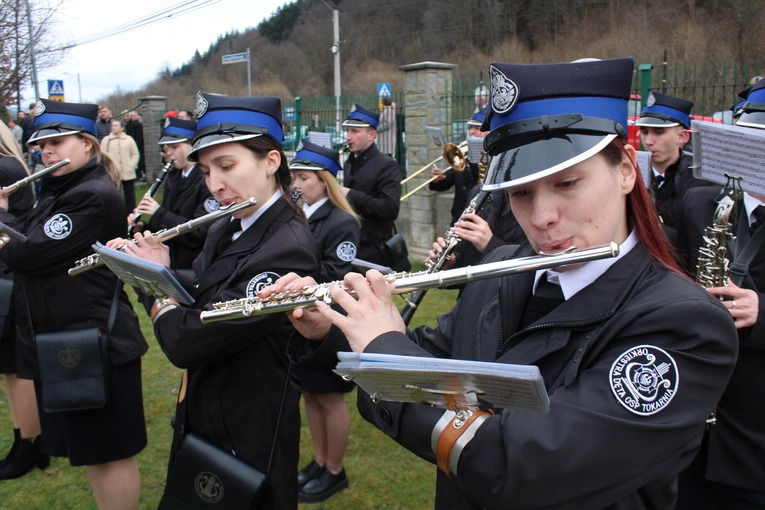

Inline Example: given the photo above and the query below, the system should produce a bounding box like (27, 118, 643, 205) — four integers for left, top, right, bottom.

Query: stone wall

(138, 96, 167, 182)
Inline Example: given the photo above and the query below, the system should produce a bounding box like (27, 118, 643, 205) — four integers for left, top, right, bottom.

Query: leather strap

(150, 297, 179, 323)
(435, 395, 493, 476)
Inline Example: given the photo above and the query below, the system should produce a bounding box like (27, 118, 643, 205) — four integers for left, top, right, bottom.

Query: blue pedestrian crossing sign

(377, 83, 391, 97)
(48, 80, 65, 101)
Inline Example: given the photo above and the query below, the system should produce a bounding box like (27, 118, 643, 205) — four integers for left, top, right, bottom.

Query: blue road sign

(378, 83, 392, 97)
(48, 80, 65, 101)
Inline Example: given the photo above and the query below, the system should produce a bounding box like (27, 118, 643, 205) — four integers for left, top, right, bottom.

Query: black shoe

(299, 467, 348, 503)
(0, 436, 50, 480)
(0, 429, 21, 470)
(297, 459, 325, 488)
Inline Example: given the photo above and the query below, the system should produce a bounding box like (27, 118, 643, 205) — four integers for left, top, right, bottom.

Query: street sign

(378, 83, 391, 97)
(284, 107, 296, 121)
(222, 52, 249, 65)
(48, 80, 65, 101)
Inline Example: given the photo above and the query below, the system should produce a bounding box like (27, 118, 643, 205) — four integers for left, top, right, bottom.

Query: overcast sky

(21, 0, 293, 106)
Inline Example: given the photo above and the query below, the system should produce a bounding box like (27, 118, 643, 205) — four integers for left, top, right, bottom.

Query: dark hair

(237, 136, 304, 217)
(599, 138, 684, 275)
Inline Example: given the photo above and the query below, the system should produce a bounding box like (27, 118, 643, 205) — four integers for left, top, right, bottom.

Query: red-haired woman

(271, 58, 739, 509)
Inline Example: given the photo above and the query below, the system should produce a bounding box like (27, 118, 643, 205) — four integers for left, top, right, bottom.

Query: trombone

(401, 142, 468, 201)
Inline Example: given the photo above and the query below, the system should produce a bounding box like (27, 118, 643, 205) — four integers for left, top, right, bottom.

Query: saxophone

(695, 195, 736, 289)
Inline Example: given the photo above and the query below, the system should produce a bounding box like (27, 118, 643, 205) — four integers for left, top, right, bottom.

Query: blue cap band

(641, 104, 690, 127)
(198, 110, 283, 143)
(748, 87, 765, 103)
(348, 111, 379, 129)
(35, 113, 97, 137)
(471, 112, 486, 123)
(489, 96, 627, 132)
(164, 125, 195, 139)
(294, 150, 340, 176)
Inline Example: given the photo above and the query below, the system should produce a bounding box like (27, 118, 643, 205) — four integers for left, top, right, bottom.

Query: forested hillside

(99, 0, 764, 110)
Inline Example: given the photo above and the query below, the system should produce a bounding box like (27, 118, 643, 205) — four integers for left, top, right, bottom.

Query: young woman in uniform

(0, 99, 147, 509)
(118, 92, 319, 510)
(272, 58, 739, 509)
(289, 140, 359, 502)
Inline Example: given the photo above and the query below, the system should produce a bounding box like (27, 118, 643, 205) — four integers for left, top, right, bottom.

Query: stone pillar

(399, 62, 457, 260)
(138, 96, 167, 181)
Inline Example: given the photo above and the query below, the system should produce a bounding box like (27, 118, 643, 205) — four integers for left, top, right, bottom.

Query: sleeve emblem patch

(336, 241, 357, 262)
(610, 345, 678, 416)
(204, 198, 220, 213)
(43, 213, 73, 240)
(246, 271, 281, 298)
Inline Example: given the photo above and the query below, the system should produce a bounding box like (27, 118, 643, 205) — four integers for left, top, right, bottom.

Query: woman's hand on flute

(260, 273, 333, 341)
(316, 270, 406, 353)
(110, 232, 170, 267)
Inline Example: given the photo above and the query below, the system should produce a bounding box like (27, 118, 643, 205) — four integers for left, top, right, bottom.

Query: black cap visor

(481, 133, 616, 191)
(634, 115, 681, 128)
(187, 123, 270, 161)
(736, 110, 765, 129)
(289, 159, 327, 172)
(158, 134, 191, 145)
(341, 119, 373, 128)
(27, 123, 84, 145)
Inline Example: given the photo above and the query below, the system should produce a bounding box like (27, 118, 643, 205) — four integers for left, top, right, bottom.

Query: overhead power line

(60, 0, 222, 49)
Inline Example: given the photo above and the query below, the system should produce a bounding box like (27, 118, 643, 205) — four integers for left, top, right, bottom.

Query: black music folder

(334, 352, 550, 413)
(92, 242, 194, 304)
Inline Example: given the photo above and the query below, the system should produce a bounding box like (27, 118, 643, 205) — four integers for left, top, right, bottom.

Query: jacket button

(379, 408, 393, 427)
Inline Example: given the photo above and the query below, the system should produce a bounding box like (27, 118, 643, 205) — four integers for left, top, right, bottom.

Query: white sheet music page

(691, 120, 765, 195)
(334, 352, 550, 413)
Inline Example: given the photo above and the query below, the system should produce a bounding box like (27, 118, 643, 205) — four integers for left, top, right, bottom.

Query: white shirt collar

(303, 197, 329, 219)
(181, 165, 194, 178)
(533, 229, 639, 300)
(232, 189, 283, 241)
(743, 192, 765, 227)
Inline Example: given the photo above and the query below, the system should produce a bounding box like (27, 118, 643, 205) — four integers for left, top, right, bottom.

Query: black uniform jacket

(677, 186, 765, 494)
(154, 197, 319, 510)
(146, 164, 215, 270)
(307, 201, 360, 283)
(342, 144, 401, 264)
(429, 162, 479, 226)
(0, 160, 147, 378)
(652, 152, 716, 233)
(452, 186, 526, 268)
(291, 242, 738, 510)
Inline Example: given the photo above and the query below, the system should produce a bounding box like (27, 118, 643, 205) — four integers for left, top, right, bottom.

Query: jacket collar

(348, 143, 379, 168)
(307, 200, 333, 224)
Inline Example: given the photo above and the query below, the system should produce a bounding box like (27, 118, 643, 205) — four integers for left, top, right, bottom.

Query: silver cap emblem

(489, 65, 520, 115)
(195, 91, 209, 119)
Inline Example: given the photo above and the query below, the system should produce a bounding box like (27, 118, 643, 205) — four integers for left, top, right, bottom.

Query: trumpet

(0, 221, 26, 250)
(69, 198, 258, 277)
(1, 159, 71, 194)
(128, 160, 173, 235)
(200, 242, 619, 323)
(401, 142, 468, 201)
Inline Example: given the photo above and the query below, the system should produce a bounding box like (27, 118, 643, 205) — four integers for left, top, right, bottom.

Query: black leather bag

(158, 433, 266, 509)
(36, 328, 109, 413)
(384, 233, 411, 272)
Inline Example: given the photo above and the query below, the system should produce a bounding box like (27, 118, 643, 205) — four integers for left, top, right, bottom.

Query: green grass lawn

(0, 243, 457, 509)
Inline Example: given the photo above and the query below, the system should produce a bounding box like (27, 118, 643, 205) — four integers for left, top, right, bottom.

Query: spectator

(96, 106, 112, 140)
(177, 110, 193, 120)
(308, 113, 322, 132)
(101, 119, 139, 211)
(123, 111, 145, 183)
(7, 119, 23, 152)
(19, 104, 36, 152)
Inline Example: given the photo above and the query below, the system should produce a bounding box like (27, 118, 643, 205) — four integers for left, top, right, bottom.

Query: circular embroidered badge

(646, 92, 656, 107)
(195, 91, 209, 119)
(44, 214, 73, 240)
(194, 472, 224, 503)
(336, 241, 357, 262)
(610, 345, 679, 416)
(247, 271, 281, 297)
(34, 98, 46, 117)
(204, 197, 220, 213)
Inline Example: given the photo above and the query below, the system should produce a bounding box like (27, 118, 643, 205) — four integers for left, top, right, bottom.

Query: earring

(266, 172, 274, 178)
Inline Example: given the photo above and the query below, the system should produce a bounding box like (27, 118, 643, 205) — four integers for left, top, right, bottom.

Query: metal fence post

(295, 96, 302, 146)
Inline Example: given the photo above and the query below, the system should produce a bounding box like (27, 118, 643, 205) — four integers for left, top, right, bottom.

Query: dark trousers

(123, 179, 135, 212)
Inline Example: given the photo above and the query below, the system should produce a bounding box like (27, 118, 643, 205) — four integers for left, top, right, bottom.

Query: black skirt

(34, 358, 147, 466)
(293, 364, 355, 394)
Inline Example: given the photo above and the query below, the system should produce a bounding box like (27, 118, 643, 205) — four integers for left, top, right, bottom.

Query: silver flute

(68, 198, 257, 276)
(200, 242, 619, 323)
(1, 159, 71, 194)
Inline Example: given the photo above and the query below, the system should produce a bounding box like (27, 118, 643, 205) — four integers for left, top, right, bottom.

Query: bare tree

(0, 0, 67, 113)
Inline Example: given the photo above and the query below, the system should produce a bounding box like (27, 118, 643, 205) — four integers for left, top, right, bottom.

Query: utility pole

(24, 0, 39, 99)
(330, 6, 341, 135)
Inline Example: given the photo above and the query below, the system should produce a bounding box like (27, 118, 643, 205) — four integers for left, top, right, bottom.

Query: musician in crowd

(289, 140, 359, 503)
(0, 99, 147, 508)
(427, 107, 525, 271)
(271, 58, 739, 509)
(636, 92, 715, 234)
(129, 116, 218, 270)
(429, 108, 486, 227)
(341, 104, 401, 266)
(675, 78, 765, 510)
(0, 120, 43, 480)
(113, 92, 319, 509)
